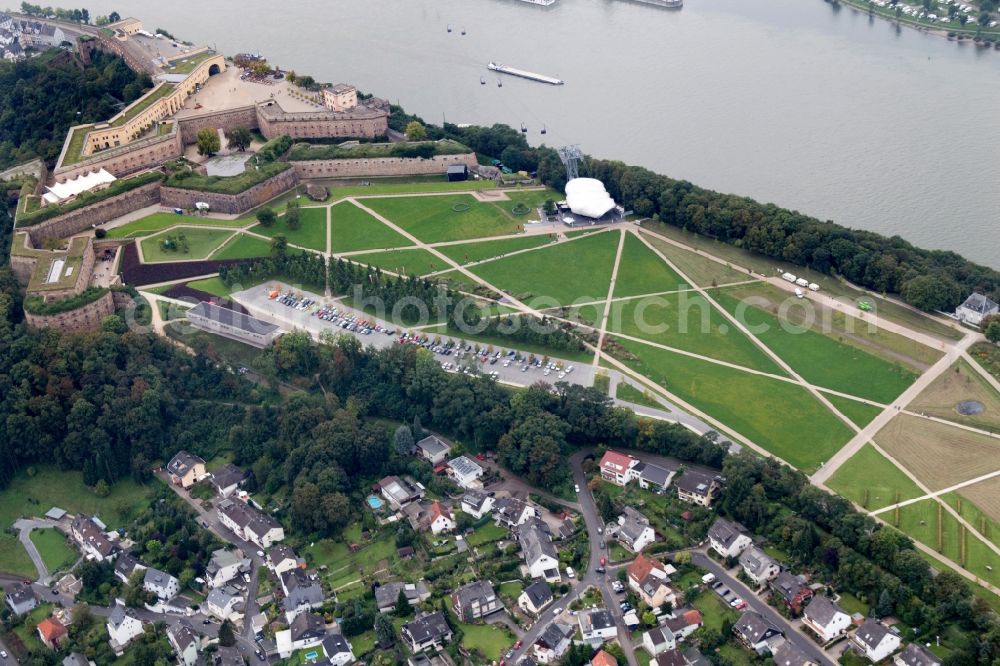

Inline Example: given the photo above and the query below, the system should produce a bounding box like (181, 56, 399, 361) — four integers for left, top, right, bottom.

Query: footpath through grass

(348, 248, 448, 277)
(331, 201, 412, 253)
(363, 194, 519, 243)
(613, 232, 688, 298)
(106, 212, 247, 239)
(827, 444, 924, 511)
(252, 207, 327, 251)
(436, 234, 554, 265)
(140, 227, 234, 262)
(823, 395, 883, 428)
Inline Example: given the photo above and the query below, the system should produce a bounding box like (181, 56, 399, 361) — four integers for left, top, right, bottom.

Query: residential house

(460, 489, 495, 519)
(769, 572, 814, 615)
(375, 581, 431, 614)
(71, 515, 119, 561)
(956, 292, 999, 326)
(628, 554, 678, 608)
(894, 643, 941, 666)
(379, 475, 425, 510)
(37, 617, 68, 650)
(5, 583, 37, 616)
(217, 498, 285, 549)
(739, 547, 781, 587)
(276, 612, 326, 658)
(452, 580, 504, 621)
(55, 574, 82, 597)
(636, 463, 673, 493)
(211, 646, 246, 666)
(802, 596, 851, 643)
(683, 647, 711, 666)
(166, 451, 208, 488)
(654, 649, 688, 666)
(674, 471, 722, 507)
(707, 518, 752, 559)
(851, 619, 902, 663)
(447, 456, 484, 488)
(143, 566, 180, 601)
(772, 642, 818, 666)
(592, 650, 618, 666)
(732, 611, 784, 654)
(415, 435, 452, 464)
(428, 501, 456, 535)
(167, 621, 201, 666)
(281, 569, 325, 621)
(321, 632, 356, 666)
(113, 552, 145, 584)
(268, 544, 305, 576)
(495, 497, 535, 528)
(599, 450, 639, 486)
(206, 548, 249, 588)
(533, 622, 575, 664)
(618, 507, 656, 553)
(663, 610, 703, 642)
(518, 580, 554, 616)
(62, 653, 92, 666)
(401, 612, 453, 652)
(211, 464, 248, 498)
(579, 608, 617, 643)
(206, 585, 245, 622)
(643, 627, 677, 655)
(518, 520, 561, 582)
(106, 602, 144, 653)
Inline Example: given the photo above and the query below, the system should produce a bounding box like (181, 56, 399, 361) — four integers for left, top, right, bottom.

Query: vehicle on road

(505, 650, 515, 660)
(599, 540, 606, 549)
(256, 550, 264, 558)
(566, 566, 575, 579)
(701, 573, 716, 584)
(514, 640, 523, 649)
(1, 650, 8, 658)
(574, 484, 580, 493)
(552, 607, 562, 615)
(595, 566, 606, 574)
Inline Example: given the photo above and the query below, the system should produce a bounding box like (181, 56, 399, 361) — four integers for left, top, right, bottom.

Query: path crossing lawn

(331, 201, 412, 253)
(140, 227, 234, 262)
(29, 527, 77, 572)
(612, 233, 688, 298)
(639, 231, 752, 288)
(252, 207, 327, 251)
(609, 294, 785, 375)
(348, 248, 448, 277)
(942, 492, 1000, 549)
(212, 233, 273, 260)
(436, 234, 554, 265)
(305, 525, 403, 591)
(615, 382, 664, 410)
(106, 212, 246, 239)
(314, 177, 494, 201)
(823, 395, 883, 428)
(363, 194, 519, 242)
(909, 359, 1000, 432)
(827, 444, 924, 511)
(610, 338, 854, 473)
(459, 622, 514, 660)
(467, 231, 620, 307)
(713, 290, 918, 403)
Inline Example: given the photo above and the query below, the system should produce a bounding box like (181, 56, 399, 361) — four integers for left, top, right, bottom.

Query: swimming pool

(367, 495, 384, 509)
(304, 650, 319, 661)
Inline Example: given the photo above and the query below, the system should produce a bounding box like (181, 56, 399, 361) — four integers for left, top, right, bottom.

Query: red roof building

(592, 649, 618, 666)
(599, 450, 639, 486)
(37, 617, 67, 649)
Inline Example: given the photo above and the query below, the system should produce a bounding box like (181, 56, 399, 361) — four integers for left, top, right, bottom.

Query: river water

(85, 0, 1000, 267)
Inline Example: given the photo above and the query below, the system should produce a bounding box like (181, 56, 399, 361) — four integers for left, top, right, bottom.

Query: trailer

(781, 272, 797, 283)
(795, 278, 809, 287)
(808, 283, 820, 292)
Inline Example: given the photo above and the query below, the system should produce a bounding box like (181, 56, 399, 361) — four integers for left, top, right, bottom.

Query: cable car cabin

(447, 164, 469, 182)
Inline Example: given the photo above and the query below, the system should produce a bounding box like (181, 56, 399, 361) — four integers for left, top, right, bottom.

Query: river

(82, 0, 1000, 267)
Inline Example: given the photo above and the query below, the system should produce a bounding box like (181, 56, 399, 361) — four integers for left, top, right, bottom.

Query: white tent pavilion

(42, 169, 117, 205)
(564, 178, 617, 219)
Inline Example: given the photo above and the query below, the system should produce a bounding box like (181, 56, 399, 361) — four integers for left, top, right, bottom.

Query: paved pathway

(869, 467, 1000, 516)
(593, 229, 628, 367)
(12, 519, 59, 584)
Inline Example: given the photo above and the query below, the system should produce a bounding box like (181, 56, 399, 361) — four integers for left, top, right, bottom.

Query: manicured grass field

(468, 232, 620, 307)
(349, 248, 449, 277)
(29, 527, 77, 572)
(467, 522, 509, 546)
(876, 415, 1000, 491)
(186, 276, 233, 298)
(616, 382, 666, 410)
(252, 207, 327, 251)
(318, 177, 495, 201)
(331, 201, 412, 253)
(956, 476, 1000, 526)
(942, 492, 1000, 549)
(611, 338, 854, 472)
(827, 444, 924, 511)
(436, 234, 554, 265)
(140, 226, 235, 262)
(823, 395, 883, 427)
(459, 622, 515, 660)
(609, 294, 785, 375)
(363, 194, 519, 243)
(691, 591, 739, 632)
(0, 536, 35, 578)
(106, 212, 246, 238)
(713, 289, 917, 403)
(157, 300, 190, 321)
(613, 232, 687, 298)
(305, 524, 400, 592)
(211, 233, 273, 260)
(909, 360, 1000, 432)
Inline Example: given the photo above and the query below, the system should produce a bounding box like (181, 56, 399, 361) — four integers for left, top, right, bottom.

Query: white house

(495, 497, 535, 528)
(732, 611, 784, 654)
(428, 502, 456, 535)
(955, 292, 999, 327)
(519, 520, 561, 582)
(802, 596, 851, 643)
(166, 451, 209, 488)
(599, 450, 640, 486)
(579, 608, 618, 643)
(447, 456, 484, 488)
(275, 612, 326, 659)
(739, 547, 780, 587)
(851, 619, 901, 663)
(415, 436, 452, 465)
(628, 554, 677, 608)
(401, 612, 453, 653)
(894, 643, 941, 666)
(533, 622, 575, 664)
(106, 603, 144, 653)
(707, 518, 752, 559)
(643, 627, 677, 656)
(210, 464, 247, 498)
(321, 632, 356, 666)
(674, 471, 722, 508)
(206, 585, 245, 622)
(618, 507, 656, 553)
(268, 544, 304, 576)
(518, 580, 554, 616)
(71, 515, 119, 562)
(206, 548, 248, 589)
(460, 489, 495, 519)
(167, 621, 201, 666)
(217, 498, 285, 549)
(142, 566, 180, 601)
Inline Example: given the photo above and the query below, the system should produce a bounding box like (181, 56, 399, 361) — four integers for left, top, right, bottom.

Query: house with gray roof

(773, 642, 817, 666)
(143, 566, 180, 601)
(268, 543, 304, 575)
(187, 301, 282, 348)
(518, 580, 553, 616)
(211, 463, 248, 498)
(675, 471, 722, 507)
(206, 585, 245, 622)
(62, 653, 91, 666)
(211, 645, 246, 666)
(206, 548, 249, 588)
(495, 497, 535, 528)
(642, 627, 676, 656)
(166, 620, 201, 666)
(166, 451, 208, 488)
(70, 515, 119, 562)
(375, 581, 431, 613)
(378, 475, 425, 510)
(894, 643, 941, 666)
(637, 463, 673, 493)
(802, 596, 851, 643)
(579, 608, 617, 643)
(281, 569, 326, 621)
(401, 612, 453, 652)
(956, 292, 999, 326)
(732, 611, 783, 654)
(739, 546, 780, 587)
(217, 498, 285, 549)
(617, 507, 655, 553)
(460, 489, 495, 519)
(447, 456, 484, 488)
(769, 571, 813, 614)
(322, 632, 355, 666)
(518, 519, 561, 582)
(5, 582, 37, 616)
(106, 602, 144, 653)
(533, 622, 575, 664)
(415, 435, 452, 464)
(851, 619, 901, 663)
(707, 518, 752, 559)
(114, 552, 145, 584)
(452, 580, 504, 621)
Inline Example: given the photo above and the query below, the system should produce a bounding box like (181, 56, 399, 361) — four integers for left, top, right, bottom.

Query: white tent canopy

(42, 168, 116, 205)
(564, 178, 616, 219)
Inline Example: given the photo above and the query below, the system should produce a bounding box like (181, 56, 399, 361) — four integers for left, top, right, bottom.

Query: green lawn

(639, 231, 754, 289)
(29, 528, 77, 573)
(692, 592, 739, 632)
(468, 232, 620, 307)
(349, 248, 449, 277)
(616, 382, 666, 410)
(13, 603, 54, 653)
(185, 277, 232, 298)
(459, 622, 514, 660)
(316, 176, 495, 201)
(0, 536, 35, 578)
(106, 212, 246, 239)
(212, 233, 273, 260)
(611, 338, 854, 473)
(613, 232, 688, 298)
(941, 492, 1000, 549)
(836, 592, 870, 616)
(499, 580, 523, 600)
(714, 288, 919, 403)
(349, 631, 377, 657)
(305, 525, 400, 591)
(467, 522, 509, 546)
(140, 227, 235, 262)
(609, 293, 785, 375)
(436, 234, 555, 265)
(363, 194, 520, 243)
(827, 444, 924, 511)
(331, 201, 412, 253)
(823, 395, 883, 428)
(252, 207, 327, 251)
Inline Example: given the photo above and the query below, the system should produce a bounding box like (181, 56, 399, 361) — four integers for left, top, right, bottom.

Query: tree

(109, 10, 120, 21)
(196, 128, 220, 156)
(218, 619, 236, 647)
(394, 425, 415, 456)
(94, 479, 110, 497)
(256, 208, 277, 227)
(405, 121, 428, 141)
(374, 612, 395, 648)
(396, 588, 413, 616)
(101, 315, 126, 334)
(985, 318, 1000, 343)
(284, 200, 300, 231)
(251, 61, 271, 76)
(271, 235, 288, 255)
(225, 127, 252, 152)
(901, 274, 961, 312)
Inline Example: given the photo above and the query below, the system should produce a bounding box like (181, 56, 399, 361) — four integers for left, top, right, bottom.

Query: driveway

(12, 519, 59, 584)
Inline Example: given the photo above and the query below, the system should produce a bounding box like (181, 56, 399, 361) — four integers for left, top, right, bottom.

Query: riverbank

(833, 0, 1000, 46)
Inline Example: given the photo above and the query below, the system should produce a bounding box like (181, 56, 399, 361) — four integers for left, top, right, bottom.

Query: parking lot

(232, 282, 597, 389)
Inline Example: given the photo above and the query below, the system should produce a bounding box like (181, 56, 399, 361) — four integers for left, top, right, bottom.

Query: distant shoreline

(831, 0, 1000, 48)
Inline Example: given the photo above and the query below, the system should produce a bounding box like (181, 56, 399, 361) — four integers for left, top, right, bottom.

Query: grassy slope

(331, 201, 412, 253)
(827, 444, 924, 511)
(613, 232, 688, 298)
(252, 207, 327, 251)
(363, 194, 518, 243)
(140, 227, 234, 262)
(106, 212, 246, 239)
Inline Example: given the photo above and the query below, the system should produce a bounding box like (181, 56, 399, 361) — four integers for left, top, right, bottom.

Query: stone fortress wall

(159, 166, 299, 215)
(24, 289, 115, 332)
(289, 152, 479, 179)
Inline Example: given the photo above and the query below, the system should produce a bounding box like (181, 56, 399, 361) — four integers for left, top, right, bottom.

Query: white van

(566, 566, 575, 579)
(701, 573, 716, 584)
(794, 288, 804, 299)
